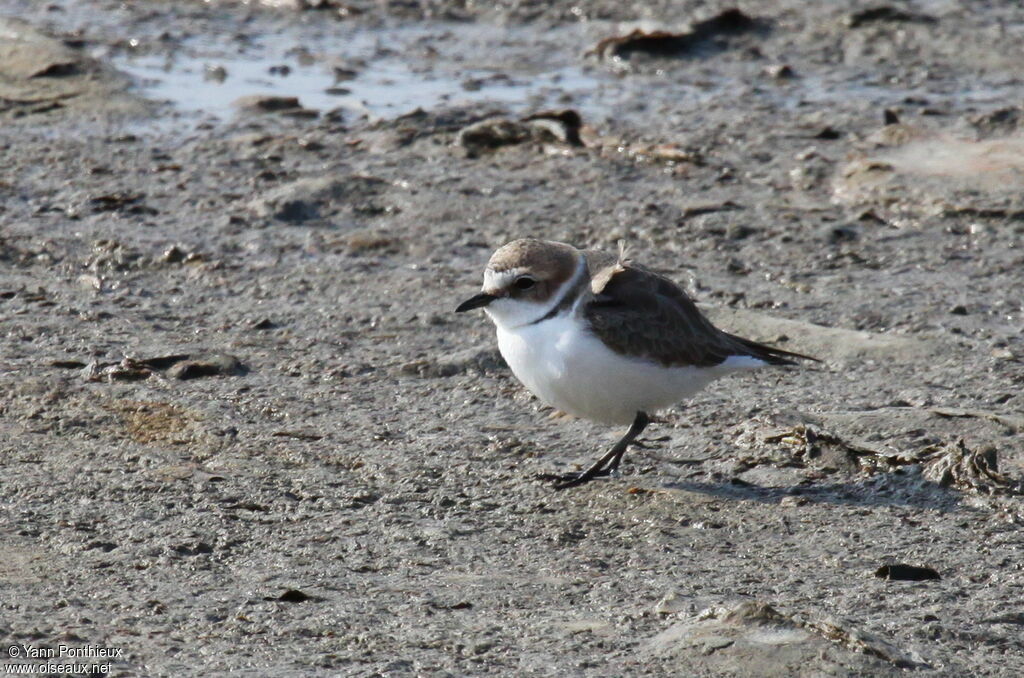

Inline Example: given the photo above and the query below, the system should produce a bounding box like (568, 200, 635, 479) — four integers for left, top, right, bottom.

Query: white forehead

(483, 267, 527, 290)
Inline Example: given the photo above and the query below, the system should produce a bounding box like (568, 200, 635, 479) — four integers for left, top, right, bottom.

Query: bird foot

(536, 467, 616, 490)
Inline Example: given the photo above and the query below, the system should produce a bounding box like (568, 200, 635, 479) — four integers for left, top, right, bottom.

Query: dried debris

(161, 245, 204, 264)
(611, 142, 704, 168)
(737, 413, 1023, 495)
(649, 600, 928, 669)
(65, 353, 246, 382)
(798, 613, 929, 668)
(88, 192, 158, 216)
(256, 0, 362, 16)
(81, 358, 156, 383)
(919, 439, 1023, 496)
(85, 238, 145, 274)
(590, 10, 763, 61)
(577, 132, 706, 171)
(653, 591, 689, 615)
(864, 119, 931, 147)
(456, 109, 584, 158)
(734, 419, 899, 475)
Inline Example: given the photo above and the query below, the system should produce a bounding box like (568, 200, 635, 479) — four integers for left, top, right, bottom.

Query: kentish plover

(457, 239, 816, 489)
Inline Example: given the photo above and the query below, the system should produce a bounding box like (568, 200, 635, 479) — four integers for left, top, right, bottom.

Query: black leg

(553, 412, 650, 490)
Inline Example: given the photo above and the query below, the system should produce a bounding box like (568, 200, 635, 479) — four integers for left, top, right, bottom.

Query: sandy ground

(1, 1, 1024, 676)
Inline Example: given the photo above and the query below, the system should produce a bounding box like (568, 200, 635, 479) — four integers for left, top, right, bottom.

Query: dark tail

(725, 333, 820, 366)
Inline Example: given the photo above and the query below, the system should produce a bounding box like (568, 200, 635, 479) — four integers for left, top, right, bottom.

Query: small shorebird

(456, 238, 816, 489)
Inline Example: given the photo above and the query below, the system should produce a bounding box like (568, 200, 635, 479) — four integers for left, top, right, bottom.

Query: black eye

(513, 277, 536, 291)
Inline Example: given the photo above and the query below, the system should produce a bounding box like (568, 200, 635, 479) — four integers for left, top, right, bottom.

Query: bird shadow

(660, 469, 967, 512)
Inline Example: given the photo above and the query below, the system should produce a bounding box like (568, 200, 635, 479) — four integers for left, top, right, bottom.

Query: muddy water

(112, 24, 606, 120)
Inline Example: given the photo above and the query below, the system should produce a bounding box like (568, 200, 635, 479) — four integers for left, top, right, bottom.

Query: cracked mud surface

(1, 1, 1023, 675)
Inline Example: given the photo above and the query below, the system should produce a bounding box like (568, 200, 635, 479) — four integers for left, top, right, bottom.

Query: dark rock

(173, 542, 214, 556)
(51, 360, 87, 369)
(0, 18, 87, 80)
(89, 192, 156, 215)
(269, 589, 314, 603)
(234, 95, 305, 113)
(969, 106, 1024, 139)
(31, 61, 80, 78)
(137, 355, 191, 371)
(456, 118, 531, 156)
(429, 600, 473, 610)
(726, 223, 757, 240)
(331, 66, 359, 81)
(85, 541, 118, 552)
(875, 564, 941, 581)
(763, 64, 796, 79)
(159, 245, 201, 264)
(251, 318, 279, 330)
(456, 111, 586, 157)
(821, 224, 859, 242)
(161, 246, 187, 263)
(168, 353, 246, 380)
(521, 109, 584, 146)
(204, 64, 227, 82)
(680, 201, 742, 220)
(592, 9, 765, 60)
(846, 7, 937, 28)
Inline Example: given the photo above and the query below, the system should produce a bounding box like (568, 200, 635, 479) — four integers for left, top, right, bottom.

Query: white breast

(495, 314, 741, 426)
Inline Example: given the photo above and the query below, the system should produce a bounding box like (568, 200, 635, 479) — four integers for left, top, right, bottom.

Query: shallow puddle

(111, 24, 609, 121)
(11, 0, 1024, 135)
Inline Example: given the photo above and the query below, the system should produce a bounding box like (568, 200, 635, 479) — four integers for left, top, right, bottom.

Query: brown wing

(581, 259, 811, 367)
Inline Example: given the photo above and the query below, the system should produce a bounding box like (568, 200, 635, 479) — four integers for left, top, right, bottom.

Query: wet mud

(1, 1, 1023, 676)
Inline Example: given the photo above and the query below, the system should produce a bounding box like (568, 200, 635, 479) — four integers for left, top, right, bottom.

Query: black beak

(455, 292, 497, 313)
